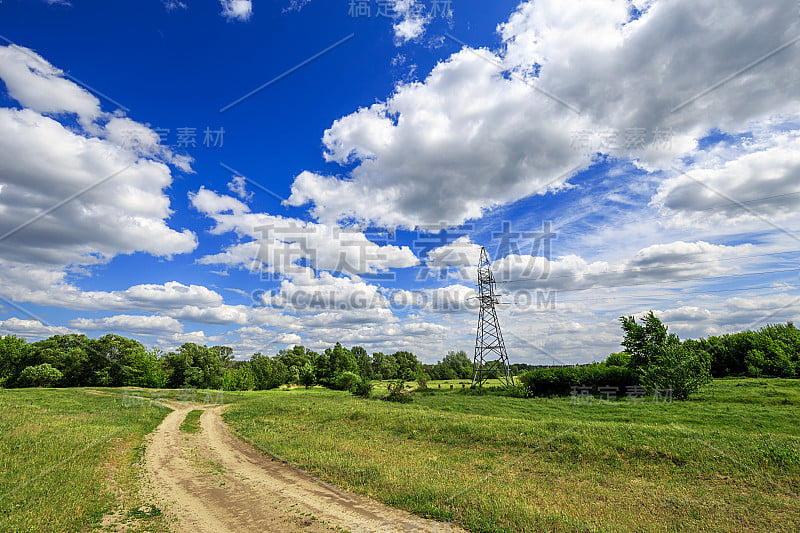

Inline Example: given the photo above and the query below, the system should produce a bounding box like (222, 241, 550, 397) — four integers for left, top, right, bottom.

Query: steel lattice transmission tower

(471, 247, 512, 387)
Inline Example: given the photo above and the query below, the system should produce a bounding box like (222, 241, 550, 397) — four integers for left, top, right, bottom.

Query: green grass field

(2, 380, 798, 532)
(0, 388, 171, 532)
(224, 378, 800, 532)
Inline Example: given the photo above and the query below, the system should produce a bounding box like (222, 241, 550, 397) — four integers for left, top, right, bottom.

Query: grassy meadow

(0, 388, 172, 532)
(1, 380, 798, 532)
(224, 378, 800, 532)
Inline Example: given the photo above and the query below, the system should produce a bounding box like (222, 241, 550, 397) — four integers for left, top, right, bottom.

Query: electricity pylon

(471, 246, 513, 387)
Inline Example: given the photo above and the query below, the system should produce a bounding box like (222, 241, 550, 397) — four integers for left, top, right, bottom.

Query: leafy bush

(519, 364, 638, 397)
(605, 352, 631, 367)
(639, 343, 711, 400)
(18, 363, 63, 387)
(333, 371, 362, 392)
(384, 379, 412, 403)
(350, 379, 374, 398)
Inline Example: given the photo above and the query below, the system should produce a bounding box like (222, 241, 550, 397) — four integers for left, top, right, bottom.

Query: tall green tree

(620, 311, 679, 370)
(0, 335, 27, 387)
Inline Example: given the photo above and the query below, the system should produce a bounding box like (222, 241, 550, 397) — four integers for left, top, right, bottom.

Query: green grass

(223, 378, 800, 532)
(0, 388, 171, 532)
(180, 410, 204, 434)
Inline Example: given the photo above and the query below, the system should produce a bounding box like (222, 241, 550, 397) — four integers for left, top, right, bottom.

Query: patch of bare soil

(143, 405, 463, 532)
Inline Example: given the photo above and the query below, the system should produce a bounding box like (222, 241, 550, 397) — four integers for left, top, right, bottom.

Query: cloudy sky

(0, 0, 798, 364)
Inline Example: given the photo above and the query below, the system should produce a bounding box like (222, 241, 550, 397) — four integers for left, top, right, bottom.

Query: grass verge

(180, 410, 204, 434)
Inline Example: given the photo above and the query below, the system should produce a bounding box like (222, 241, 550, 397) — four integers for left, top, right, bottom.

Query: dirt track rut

(143, 404, 463, 532)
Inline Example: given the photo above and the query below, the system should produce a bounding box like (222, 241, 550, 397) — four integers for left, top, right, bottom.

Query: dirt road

(143, 405, 463, 532)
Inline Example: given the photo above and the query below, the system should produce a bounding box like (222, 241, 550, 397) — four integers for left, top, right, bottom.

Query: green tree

(605, 352, 631, 368)
(0, 335, 27, 387)
(328, 343, 357, 378)
(620, 312, 710, 399)
(442, 350, 473, 379)
(639, 343, 711, 400)
(334, 371, 361, 392)
(620, 311, 679, 370)
(371, 352, 397, 380)
(392, 351, 421, 380)
(299, 362, 316, 388)
(352, 346, 374, 380)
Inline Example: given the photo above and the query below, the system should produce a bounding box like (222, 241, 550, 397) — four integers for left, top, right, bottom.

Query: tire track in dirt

(143, 404, 464, 532)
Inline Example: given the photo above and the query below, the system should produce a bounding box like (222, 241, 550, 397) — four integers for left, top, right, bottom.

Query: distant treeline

(684, 322, 800, 378)
(1, 320, 797, 392)
(0, 334, 431, 391)
(520, 319, 800, 400)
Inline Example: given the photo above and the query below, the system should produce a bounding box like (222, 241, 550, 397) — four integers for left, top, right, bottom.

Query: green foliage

(425, 350, 474, 380)
(605, 351, 631, 367)
(385, 379, 412, 403)
(352, 346, 374, 380)
(620, 311, 680, 370)
(689, 322, 800, 378)
(299, 362, 316, 388)
(519, 364, 639, 397)
(416, 370, 430, 389)
(17, 363, 63, 387)
(333, 371, 362, 392)
(372, 351, 398, 380)
(639, 343, 712, 400)
(619, 311, 711, 399)
(0, 335, 26, 387)
(250, 353, 287, 390)
(350, 379, 374, 398)
(223, 365, 254, 391)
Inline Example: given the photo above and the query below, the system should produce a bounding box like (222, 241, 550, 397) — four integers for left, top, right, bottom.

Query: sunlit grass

(180, 410, 204, 434)
(223, 378, 800, 532)
(0, 388, 170, 532)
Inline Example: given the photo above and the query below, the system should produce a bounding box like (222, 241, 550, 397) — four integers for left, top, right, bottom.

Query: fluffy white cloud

(191, 187, 419, 275)
(0, 45, 100, 125)
(392, 1, 431, 44)
(287, 0, 800, 228)
(220, 0, 252, 21)
(68, 314, 184, 335)
(494, 240, 754, 292)
(227, 175, 253, 201)
(0, 46, 197, 269)
(653, 130, 800, 225)
(0, 317, 74, 337)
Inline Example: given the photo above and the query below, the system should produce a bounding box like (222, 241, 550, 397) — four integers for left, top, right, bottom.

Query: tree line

(1, 317, 797, 394)
(521, 315, 800, 400)
(0, 334, 438, 391)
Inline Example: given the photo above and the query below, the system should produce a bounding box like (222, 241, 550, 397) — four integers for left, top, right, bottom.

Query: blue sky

(0, 0, 798, 363)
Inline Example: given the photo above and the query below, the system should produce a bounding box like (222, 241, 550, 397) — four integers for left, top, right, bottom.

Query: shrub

(605, 352, 631, 367)
(385, 379, 412, 403)
(519, 364, 638, 397)
(18, 363, 63, 387)
(639, 343, 711, 400)
(350, 379, 374, 398)
(333, 371, 362, 391)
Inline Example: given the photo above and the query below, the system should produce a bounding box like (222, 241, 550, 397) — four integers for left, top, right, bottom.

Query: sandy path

(143, 405, 464, 533)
